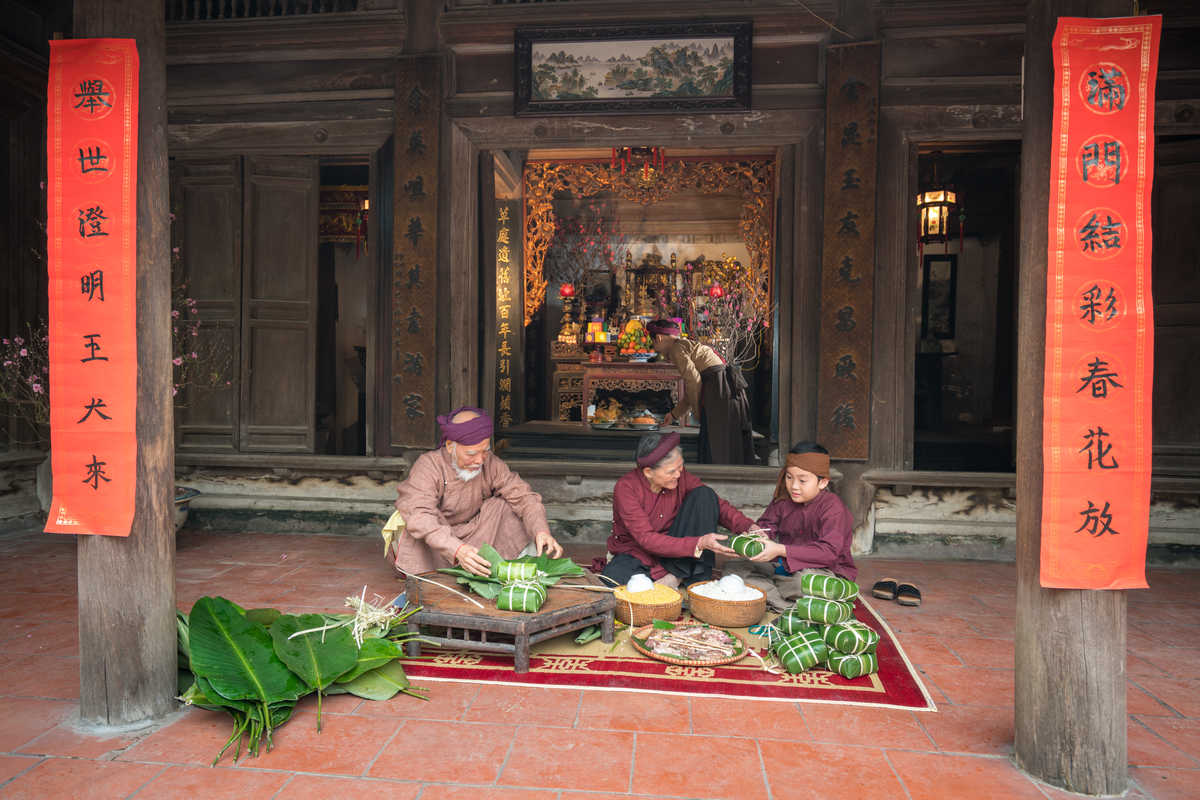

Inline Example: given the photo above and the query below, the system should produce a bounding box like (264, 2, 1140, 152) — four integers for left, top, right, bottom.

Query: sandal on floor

(896, 583, 923, 607)
(871, 578, 899, 601)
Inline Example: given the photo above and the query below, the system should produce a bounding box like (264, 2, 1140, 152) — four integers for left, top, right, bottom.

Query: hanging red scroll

(44, 39, 139, 537)
(1041, 16, 1161, 589)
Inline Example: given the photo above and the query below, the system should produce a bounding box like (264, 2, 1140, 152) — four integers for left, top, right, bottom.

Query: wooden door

(1151, 138, 1200, 474)
(172, 157, 242, 452)
(239, 156, 318, 452)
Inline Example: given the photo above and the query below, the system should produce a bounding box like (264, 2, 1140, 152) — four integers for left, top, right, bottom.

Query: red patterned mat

(401, 596, 936, 710)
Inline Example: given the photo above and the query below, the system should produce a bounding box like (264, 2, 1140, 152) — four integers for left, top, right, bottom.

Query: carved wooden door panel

(239, 156, 318, 452)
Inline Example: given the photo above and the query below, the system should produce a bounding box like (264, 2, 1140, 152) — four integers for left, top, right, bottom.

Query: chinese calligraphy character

(407, 130, 426, 156)
(497, 286, 511, 305)
(403, 175, 425, 200)
(499, 358, 510, 375)
(835, 306, 856, 332)
(402, 351, 424, 376)
(1081, 140, 1122, 185)
(497, 266, 511, 285)
(841, 122, 862, 147)
(496, 227, 510, 245)
(499, 411, 514, 427)
(837, 211, 860, 237)
(82, 455, 111, 490)
(838, 256, 861, 285)
(78, 206, 109, 238)
(81, 269, 104, 302)
(497, 245, 510, 264)
(1078, 212, 1123, 253)
(499, 395, 511, 412)
(406, 264, 422, 289)
(1085, 66, 1127, 112)
(841, 168, 861, 190)
(1079, 284, 1119, 325)
(498, 207, 510, 223)
(840, 79, 868, 102)
(1076, 500, 1119, 537)
(834, 354, 857, 379)
(1077, 357, 1122, 398)
(498, 304, 510, 320)
(73, 80, 112, 115)
(78, 397, 111, 424)
(498, 377, 512, 392)
(831, 402, 856, 431)
(407, 85, 428, 115)
(498, 339, 512, 357)
(406, 217, 424, 247)
(1079, 426, 1119, 470)
(406, 307, 423, 335)
(81, 333, 108, 363)
(498, 322, 512, 338)
(403, 392, 425, 420)
(77, 146, 108, 174)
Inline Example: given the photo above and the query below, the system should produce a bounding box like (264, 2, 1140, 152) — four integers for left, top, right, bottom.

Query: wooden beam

(1014, 0, 1134, 794)
(73, 0, 176, 725)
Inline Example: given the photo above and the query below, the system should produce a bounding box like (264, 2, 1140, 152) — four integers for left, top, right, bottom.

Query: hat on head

(436, 406, 494, 446)
(645, 319, 681, 337)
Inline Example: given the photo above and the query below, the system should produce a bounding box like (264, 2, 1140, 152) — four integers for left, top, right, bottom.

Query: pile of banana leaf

(438, 543, 584, 609)
(177, 595, 427, 766)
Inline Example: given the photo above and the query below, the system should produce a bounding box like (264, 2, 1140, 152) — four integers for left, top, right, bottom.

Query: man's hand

(662, 412, 675, 427)
(749, 540, 787, 563)
(533, 530, 563, 559)
(697, 533, 738, 557)
(454, 543, 493, 576)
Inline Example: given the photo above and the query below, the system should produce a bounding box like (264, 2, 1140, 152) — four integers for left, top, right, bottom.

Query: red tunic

(754, 490, 857, 580)
(608, 467, 754, 579)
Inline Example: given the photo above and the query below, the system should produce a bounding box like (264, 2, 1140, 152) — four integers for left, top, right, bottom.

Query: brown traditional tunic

(392, 448, 549, 574)
(663, 338, 755, 465)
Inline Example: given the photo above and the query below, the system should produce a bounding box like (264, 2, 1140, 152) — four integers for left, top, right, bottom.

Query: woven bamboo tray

(686, 581, 767, 627)
(613, 589, 682, 627)
(630, 623, 748, 666)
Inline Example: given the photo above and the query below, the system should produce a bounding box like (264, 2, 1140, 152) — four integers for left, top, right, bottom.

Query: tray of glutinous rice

(630, 622, 747, 666)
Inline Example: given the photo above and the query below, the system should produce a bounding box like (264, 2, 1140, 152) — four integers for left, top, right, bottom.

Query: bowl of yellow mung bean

(612, 582, 682, 626)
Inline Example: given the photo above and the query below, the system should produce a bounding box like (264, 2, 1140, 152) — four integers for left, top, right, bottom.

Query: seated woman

(724, 441, 856, 611)
(604, 431, 751, 589)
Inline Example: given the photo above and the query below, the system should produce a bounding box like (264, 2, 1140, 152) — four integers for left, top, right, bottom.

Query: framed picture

(514, 21, 752, 115)
(921, 254, 957, 340)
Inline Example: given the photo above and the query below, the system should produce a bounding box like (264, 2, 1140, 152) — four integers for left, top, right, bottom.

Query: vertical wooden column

(1014, 0, 1133, 792)
(73, 0, 176, 724)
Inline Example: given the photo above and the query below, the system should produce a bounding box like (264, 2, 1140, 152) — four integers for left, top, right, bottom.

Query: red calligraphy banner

(44, 39, 139, 537)
(1041, 16, 1161, 588)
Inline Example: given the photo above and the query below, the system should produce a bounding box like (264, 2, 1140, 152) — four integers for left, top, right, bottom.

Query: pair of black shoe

(871, 578, 922, 607)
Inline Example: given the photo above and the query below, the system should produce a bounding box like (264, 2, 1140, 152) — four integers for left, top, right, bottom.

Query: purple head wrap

(645, 319, 681, 337)
(436, 406, 494, 446)
(636, 432, 681, 468)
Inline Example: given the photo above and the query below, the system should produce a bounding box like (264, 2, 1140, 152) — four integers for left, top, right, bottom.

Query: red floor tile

(464, 685, 579, 727)
(576, 690, 690, 733)
(919, 665, 1014, 707)
(0, 755, 41, 785)
(275, 774, 421, 799)
(370, 720, 515, 784)
(887, 750, 1046, 800)
(0, 698, 75, 752)
(352, 679, 478, 721)
(234, 708, 404, 775)
(917, 703, 1014, 755)
(892, 633, 964, 667)
(3, 653, 80, 700)
(1128, 717, 1198, 769)
(1132, 677, 1200, 717)
(633, 733, 766, 799)
(499, 726, 633, 792)
(799, 703, 934, 749)
(1136, 717, 1200, 764)
(421, 785, 561, 800)
(133, 764, 291, 798)
(0, 757, 162, 800)
(760, 740, 905, 800)
(947, 635, 1015, 669)
(118, 707, 250, 767)
(1131, 767, 1200, 800)
(17, 720, 138, 760)
(690, 697, 805, 739)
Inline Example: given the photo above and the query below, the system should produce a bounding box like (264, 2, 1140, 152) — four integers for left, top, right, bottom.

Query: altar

(580, 361, 683, 428)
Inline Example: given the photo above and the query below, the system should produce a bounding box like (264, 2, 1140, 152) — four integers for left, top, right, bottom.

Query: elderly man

(604, 431, 752, 589)
(392, 406, 563, 576)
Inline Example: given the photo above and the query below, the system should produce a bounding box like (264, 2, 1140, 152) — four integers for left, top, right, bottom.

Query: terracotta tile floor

(1, 522, 1198, 799)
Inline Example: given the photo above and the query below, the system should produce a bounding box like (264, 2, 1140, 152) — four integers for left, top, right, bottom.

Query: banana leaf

(270, 613, 359, 731)
(187, 596, 307, 741)
(496, 581, 547, 612)
(334, 637, 402, 684)
(245, 608, 282, 628)
(338, 660, 428, 702)
(792, 595, 854, 625)
(825, 650, 878, 679)
(495, 560, 538, 581)
(822, 620, 879, 654)
(176, 609, 191, 670)
(773, 629, 829, 674)
(799, 573, 859, 601)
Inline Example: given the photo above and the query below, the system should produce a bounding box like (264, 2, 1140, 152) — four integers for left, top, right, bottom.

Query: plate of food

(626, 411, 661, 430)
(626, 352, 656, 362)
(590, 420, 616, 430)
(630, 621, 747, 666)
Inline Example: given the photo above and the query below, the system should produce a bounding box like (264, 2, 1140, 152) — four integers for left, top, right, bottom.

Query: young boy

(724, 442, 856, 611)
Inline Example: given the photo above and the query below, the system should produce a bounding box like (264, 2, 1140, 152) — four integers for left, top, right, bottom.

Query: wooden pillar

(73, 0, 176, 725)
(1014, 0, 1134, 792)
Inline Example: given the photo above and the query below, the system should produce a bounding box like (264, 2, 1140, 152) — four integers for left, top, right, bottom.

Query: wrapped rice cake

(825, 650, 878, 679)
(792, 595, 854, 624)
(822, 620, 880, 654)
(494, 561, 538, 582)
(773, 629, 829, 674)
(730, 533, 767, 558)
(800, 573, 859, 601)
(496, 581, 547, 613)
(776, 609, 824, 637)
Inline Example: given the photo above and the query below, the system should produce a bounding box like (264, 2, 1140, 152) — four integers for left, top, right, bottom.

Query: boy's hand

(749, 540, 787, 562)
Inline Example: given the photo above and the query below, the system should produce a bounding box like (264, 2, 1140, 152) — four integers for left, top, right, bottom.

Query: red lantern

(559, 283, 575, 298)
(708, 284, 725, 299)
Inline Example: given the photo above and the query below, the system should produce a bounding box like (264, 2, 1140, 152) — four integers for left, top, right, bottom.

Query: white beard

(453, 464, 482, 482)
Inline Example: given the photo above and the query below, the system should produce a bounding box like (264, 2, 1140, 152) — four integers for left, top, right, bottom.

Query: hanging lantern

(916, 151, 957, 252)
(559, 282, 575, 298)
(708, 284, 725, 299)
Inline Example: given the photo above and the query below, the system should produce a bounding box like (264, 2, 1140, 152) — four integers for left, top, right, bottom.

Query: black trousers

(603, 486, 720, 588)
(698, 364, 756, 465)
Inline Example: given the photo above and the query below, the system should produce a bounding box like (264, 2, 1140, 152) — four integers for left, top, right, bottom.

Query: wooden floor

(1, 522, 1197, 799)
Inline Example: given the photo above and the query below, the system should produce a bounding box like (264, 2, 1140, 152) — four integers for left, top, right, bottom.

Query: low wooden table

(581, 361, 683, 428)
(403, 571, 615, 673)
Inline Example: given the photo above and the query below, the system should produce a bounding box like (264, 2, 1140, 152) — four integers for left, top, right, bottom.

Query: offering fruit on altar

(591, 398, 622, 423)
(617, 320, 654, 355)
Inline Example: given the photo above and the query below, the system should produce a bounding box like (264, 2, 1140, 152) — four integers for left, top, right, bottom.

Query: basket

(613, 588, 682, 627)
(686, 581, 767, 628)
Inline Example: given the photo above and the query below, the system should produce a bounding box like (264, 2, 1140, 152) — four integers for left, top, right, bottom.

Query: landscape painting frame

(514, 21, 752, 115)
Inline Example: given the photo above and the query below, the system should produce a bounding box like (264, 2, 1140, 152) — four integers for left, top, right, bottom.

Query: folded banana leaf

(825, 650, 878, 678)
(799, 573, 859, 601)
(496, 580, 547, 613)
(495, 561, 538, 582)
(792, 595, 854, 624)
(776, 609, 824, 637)
(773, 629, 829, 674)
(730, 533, 767, 558)
(822, 620, 880, 654)
(439, 543, 584, 600)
